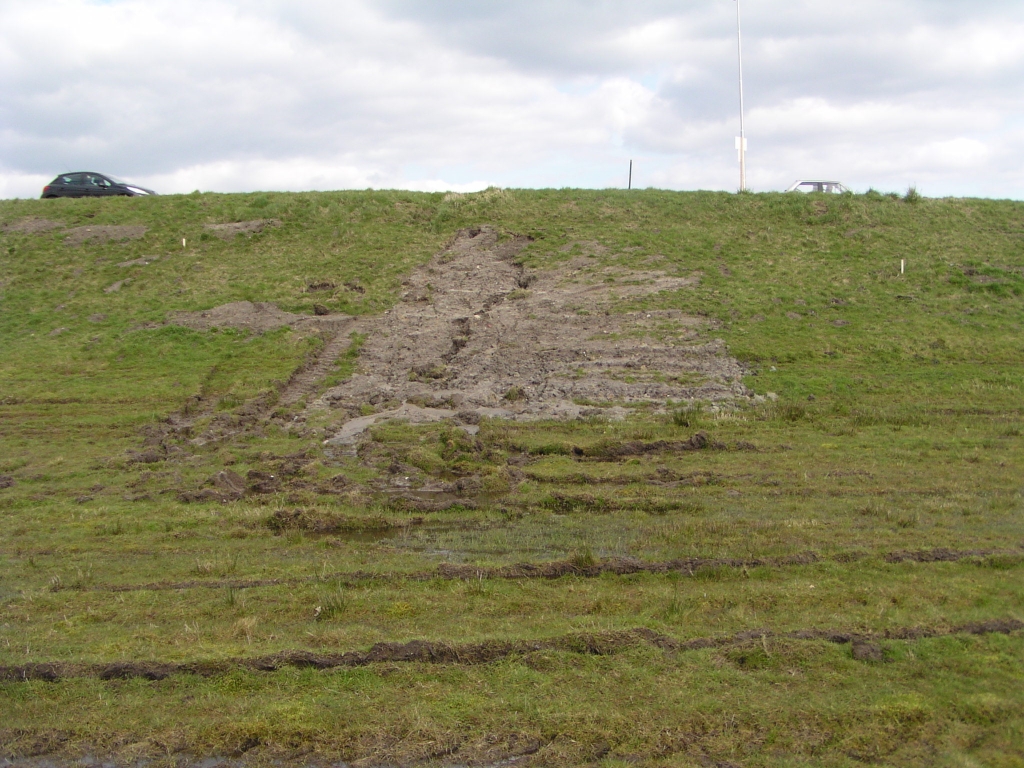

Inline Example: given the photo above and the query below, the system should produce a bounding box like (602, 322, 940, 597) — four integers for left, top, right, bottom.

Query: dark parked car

(41, 172, 156, 199)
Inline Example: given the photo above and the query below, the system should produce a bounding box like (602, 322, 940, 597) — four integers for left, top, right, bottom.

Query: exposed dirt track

(321, 226, 748, 431)
(278, 330, 358, 406)
(4, 620, 1020, 683)
(63, 225, 148, 246)
(59, 547, 1019, 595)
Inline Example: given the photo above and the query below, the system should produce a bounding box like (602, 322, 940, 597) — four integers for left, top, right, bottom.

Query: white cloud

(0, 0, 1022, 199)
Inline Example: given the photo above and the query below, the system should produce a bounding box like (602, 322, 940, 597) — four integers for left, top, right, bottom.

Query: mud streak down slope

(321, 226, 749, 421)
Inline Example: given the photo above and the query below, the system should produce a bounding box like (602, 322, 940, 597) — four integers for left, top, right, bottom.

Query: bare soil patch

(1, 218, 65, 234)
(321, 226, 747, 433)
(63, 225, 148, 246)
(205, 219, 281, 240)
(167, 301, 351, 334)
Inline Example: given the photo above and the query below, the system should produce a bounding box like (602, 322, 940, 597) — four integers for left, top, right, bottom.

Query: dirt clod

(0, 475, 15, 489)
(307, 281, 336, 292)
(99, 662, 173, 681)
(212, 469, 246, 497)
(126, 449, 164, 465)
(851, 641, 884, 662)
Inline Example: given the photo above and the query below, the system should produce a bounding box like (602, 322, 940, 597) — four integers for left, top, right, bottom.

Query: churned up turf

(1, 187, 1023, 767)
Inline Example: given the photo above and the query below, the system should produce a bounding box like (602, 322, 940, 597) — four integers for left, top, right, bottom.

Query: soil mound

(63, 225, 147, 246)
(1, 218, 65, 234)
(205, 219, 281, 239)
(322, 226, 747, 426)
(168, 301, 351, 333)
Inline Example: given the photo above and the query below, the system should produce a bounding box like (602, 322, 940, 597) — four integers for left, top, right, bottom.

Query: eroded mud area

(321, 226, 748, 430)
(137, 226, 754, 503)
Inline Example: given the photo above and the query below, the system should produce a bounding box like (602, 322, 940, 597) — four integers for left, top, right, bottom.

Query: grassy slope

(1, 188, 1023, 767)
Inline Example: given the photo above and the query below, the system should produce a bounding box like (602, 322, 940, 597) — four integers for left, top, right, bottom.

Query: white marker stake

(901, 259, 905, 275)
(182, 238, 187, 249)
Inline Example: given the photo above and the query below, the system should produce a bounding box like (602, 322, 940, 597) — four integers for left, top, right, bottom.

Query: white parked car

(786, 180, 848, 194)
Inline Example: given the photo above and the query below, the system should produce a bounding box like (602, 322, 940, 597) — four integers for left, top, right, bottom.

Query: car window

(87, 174, 111, 187)
(65, 174, 88, 185)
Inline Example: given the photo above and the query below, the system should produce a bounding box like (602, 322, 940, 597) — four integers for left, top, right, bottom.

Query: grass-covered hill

(1, 188, 1023, 767)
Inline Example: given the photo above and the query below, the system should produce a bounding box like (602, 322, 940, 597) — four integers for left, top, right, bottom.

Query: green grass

(2, 188, 1023, 766)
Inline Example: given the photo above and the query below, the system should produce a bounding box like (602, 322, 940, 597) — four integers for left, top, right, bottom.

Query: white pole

(735, 0, 746, 192)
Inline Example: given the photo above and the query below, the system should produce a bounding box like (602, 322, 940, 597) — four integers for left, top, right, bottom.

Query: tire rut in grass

(68, 547, 1022, 594)
(277, 329, 362, 407)
(5, 620, 1021, 682)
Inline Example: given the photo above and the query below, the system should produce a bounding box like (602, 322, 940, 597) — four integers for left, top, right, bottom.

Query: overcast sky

(1, 0, 1022, 198)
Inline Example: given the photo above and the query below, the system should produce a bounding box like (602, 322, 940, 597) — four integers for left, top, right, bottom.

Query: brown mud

(320, 226, 748, 434)
(277, 329, 357, 406)
(142, 224, 751, 499)
(4, 620, 1021, 683)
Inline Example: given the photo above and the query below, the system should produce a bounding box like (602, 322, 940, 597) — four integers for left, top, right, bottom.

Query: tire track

(277, 324, 360, 407)
(49, 547, 1022, 595)
(3, 619, 1020, 683)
